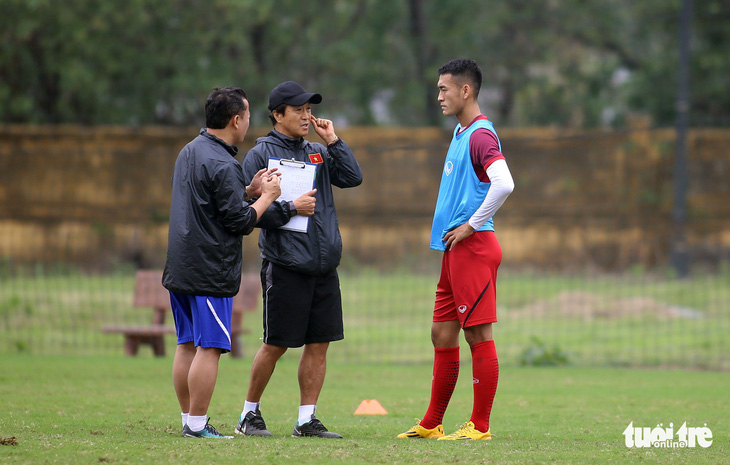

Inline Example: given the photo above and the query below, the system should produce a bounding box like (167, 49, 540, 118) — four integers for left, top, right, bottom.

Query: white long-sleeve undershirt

(468, 159, 514, 230)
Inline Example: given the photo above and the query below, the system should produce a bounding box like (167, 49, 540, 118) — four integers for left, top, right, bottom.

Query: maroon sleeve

(470, 129, 505, 183)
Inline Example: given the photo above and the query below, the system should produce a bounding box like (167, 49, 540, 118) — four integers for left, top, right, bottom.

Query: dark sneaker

(182, 419, 233, 439)
(235, 409, 274, 437)
(292, 416, 343, 439)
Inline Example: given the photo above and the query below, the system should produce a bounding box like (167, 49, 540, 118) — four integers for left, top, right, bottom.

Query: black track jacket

(242, 129, 362, 276)
(162, 129, 258, 297)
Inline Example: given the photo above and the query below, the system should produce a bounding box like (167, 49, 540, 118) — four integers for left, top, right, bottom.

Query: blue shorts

(169, 291, 233, 353)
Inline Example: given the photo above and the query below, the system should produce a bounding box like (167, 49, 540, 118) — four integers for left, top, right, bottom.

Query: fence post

(670, 0, 692, 278)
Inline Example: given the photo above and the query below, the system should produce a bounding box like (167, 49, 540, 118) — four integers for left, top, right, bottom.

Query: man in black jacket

(162, 87, 280, 438)
(236, 81, 362, 439)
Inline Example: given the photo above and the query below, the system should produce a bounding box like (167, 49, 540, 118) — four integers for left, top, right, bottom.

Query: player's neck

(456, 103, 482, 129)
(207, 127, 237, 146)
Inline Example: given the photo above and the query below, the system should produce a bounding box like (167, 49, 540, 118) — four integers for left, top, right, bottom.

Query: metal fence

(1, 247, 728, 370)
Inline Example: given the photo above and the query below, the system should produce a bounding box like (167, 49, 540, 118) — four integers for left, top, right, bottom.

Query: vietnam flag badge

(309, 153, 323, 164)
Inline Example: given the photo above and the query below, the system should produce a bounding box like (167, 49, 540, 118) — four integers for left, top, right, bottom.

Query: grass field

(1, 267, 729, 369)
(0, 354, 728, 464)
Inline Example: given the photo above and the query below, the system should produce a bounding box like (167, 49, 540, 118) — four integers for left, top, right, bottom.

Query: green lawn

(0, 355, 727, 464)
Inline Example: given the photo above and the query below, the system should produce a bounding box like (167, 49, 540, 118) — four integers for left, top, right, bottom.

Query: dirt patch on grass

(0, 436, 18, 446)
(507, 291, 704, 321)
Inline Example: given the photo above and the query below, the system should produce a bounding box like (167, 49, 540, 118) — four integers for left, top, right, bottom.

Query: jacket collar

(200, 128, 238, 156)
(266, 129, 306, 150)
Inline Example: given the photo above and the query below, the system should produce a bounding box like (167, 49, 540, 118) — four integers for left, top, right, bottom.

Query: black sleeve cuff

(287, 201, 297, 217)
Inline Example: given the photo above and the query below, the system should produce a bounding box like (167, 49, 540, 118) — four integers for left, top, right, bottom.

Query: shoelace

(204, 422, 223, 436)
(248, 412, 267, 429)
(456, 422, 475, 435)
(444, 423, 468, 437)
(307, 418, 328, 432)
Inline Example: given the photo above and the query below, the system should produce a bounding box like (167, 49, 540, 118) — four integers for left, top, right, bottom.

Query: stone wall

(1, 124, 728, 272)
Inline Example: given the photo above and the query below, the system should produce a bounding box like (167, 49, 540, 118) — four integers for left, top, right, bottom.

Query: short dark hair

(268, 103, 287, 126)
(438, 59, 482, 98)
(205, 87, 248, 129)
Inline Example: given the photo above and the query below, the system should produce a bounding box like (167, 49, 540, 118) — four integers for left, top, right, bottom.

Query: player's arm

(468, 128, 513, 230)
(245, 167, 279, 201)
(467, 159, 514, 230)
(326, 138, 363, 188)
(213, 163, 260, 236)
(248, 174, 281, 221)
(310, 114, 363, 189)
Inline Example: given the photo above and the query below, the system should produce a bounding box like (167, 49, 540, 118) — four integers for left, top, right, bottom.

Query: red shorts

(434, 231, 502, 328)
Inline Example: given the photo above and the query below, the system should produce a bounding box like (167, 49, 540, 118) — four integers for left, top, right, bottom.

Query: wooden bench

(102, 270, 259, 358)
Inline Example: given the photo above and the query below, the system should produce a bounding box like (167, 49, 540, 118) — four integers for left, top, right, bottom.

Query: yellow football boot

(438, 421, 492, 440)
(397, 420, 445, 439)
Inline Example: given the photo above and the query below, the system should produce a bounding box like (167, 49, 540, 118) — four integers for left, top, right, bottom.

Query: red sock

(469, 340, 499, 432)
(420, 346, 459, 429)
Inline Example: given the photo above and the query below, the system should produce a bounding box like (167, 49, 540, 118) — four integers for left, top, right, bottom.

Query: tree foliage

(0, 0, 727, 127)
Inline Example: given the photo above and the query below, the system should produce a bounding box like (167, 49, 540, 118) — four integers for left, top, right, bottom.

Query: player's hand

(443, 223, 474, 251)
(310, 115, 337, 145)
(247, 167, 280, 198)
(260, 173, 281, 199)
(293, 189, 317, 216)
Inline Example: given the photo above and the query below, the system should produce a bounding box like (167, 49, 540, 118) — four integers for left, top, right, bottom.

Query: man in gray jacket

(236, 81, 362, 439)
(163, 86, 280, 438)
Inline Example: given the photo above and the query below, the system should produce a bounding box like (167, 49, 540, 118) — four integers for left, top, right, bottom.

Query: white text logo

(623, 422, 712, 448)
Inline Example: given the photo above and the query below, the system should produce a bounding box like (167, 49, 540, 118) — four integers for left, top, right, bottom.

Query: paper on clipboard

(267, 157, 317, 232)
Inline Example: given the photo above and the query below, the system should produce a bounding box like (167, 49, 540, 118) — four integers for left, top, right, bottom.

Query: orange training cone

(354, 399, 388, 415)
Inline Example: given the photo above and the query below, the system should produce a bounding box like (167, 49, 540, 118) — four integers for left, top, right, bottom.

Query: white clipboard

(267, 157, 317, 233)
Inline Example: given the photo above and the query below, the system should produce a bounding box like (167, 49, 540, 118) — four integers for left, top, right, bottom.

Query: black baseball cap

(268, 81, 322, 111)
